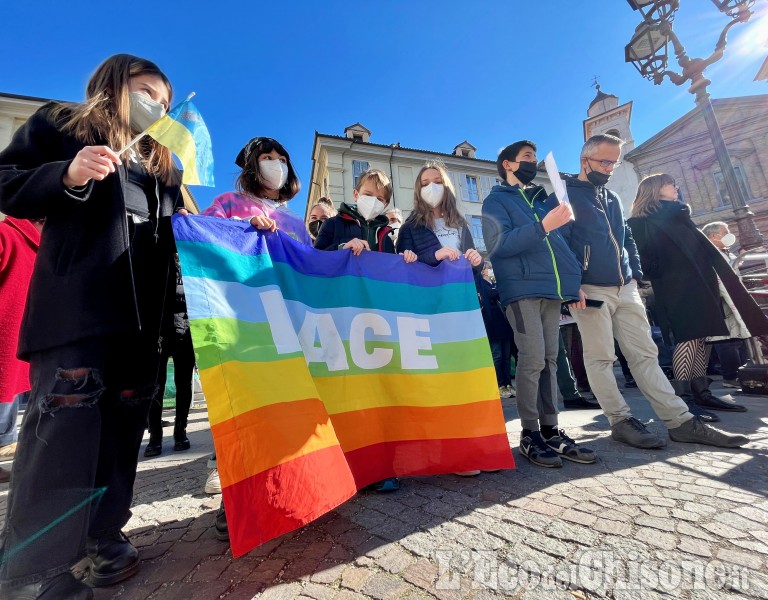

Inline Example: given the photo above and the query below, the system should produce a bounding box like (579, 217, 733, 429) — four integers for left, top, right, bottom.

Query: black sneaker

(215, 501, 229, 541)
(563, 395, 600, 410)
(544, 429, 597, 464)
(519, 432, 562, 468)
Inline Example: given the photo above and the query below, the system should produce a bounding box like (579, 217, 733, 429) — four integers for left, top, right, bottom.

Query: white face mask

(721, 232, 736, 248)
(420, 183, 445, 208)
(389, 221, 402, 230)
(259, 160, 289, 190)
(356, 195, 387, 221)
(128, 92, 166, 133)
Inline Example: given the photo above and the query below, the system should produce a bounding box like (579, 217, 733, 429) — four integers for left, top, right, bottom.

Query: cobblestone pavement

(1, 375, 767, 599)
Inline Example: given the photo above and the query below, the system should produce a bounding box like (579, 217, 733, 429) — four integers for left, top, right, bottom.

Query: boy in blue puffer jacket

(482, 140, 596, 468)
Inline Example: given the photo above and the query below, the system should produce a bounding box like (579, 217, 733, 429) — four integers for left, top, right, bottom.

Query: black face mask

(513, 161, 538, 185)
(308, 220, 323, 238)
(585, 163, 611, 187)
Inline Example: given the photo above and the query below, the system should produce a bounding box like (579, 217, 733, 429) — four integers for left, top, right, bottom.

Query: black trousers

(0, 334, 160, 589)
(147, 329, 196, 438)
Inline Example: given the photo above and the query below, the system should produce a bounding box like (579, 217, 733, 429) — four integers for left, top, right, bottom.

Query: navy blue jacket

(396, 220, 475, 266)
(482, 182, 581, 306)
(557, 177, 643, 287)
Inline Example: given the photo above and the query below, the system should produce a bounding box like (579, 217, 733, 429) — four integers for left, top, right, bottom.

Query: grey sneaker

(668, 416, 749, 448)
(520, 432, 562, 468)
(611, 417, 666, 449)
(544, 429, 597, 464)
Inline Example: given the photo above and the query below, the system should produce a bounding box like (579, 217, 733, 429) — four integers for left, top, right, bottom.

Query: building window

(469, 215, 486, 252)
(463, 175, 480, 202)
(353, 134, 363, 142)
(461, 149, 470, 157)
(713, 167, 750, 208)
(352, 160, 370, 187)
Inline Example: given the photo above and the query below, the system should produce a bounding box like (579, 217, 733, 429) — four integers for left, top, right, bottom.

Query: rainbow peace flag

(173, 215, 515, 557)
(146, 98, 214, 187)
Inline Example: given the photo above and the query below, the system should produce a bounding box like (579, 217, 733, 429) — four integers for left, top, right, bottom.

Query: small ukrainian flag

(146, 96, 214, 187)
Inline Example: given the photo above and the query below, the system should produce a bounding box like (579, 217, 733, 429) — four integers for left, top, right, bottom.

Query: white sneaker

(204, 468, 221, 494)
(505, 384, 516, 398)
(499, 386, 511, 399)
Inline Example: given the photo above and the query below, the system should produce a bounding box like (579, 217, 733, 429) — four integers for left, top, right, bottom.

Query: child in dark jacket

(482, 140, 595, 469)
(314, 169, 395, 254)
(313, 168, 401, 492)
(396, 162, 483, 269)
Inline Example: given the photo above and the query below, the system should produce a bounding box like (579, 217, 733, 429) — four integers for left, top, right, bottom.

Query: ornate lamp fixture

(623, 0, 763, 250)
(625, 0, 679, 22)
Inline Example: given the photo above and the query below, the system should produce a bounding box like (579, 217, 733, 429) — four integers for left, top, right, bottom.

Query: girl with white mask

(397, 162, 483, 269)
(203, 136, 311, 245)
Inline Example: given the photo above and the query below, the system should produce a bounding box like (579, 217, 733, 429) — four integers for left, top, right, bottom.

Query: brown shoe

(0, 466, 10, 484)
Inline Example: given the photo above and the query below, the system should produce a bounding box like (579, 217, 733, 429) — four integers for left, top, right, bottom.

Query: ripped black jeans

(0, 335, 159, 589)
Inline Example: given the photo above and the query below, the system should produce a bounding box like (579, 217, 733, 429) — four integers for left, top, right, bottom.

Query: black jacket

(0, 103, 183, 357)
(558, 177, 643, 287)
(476, 275, 514, 342)
(396, 219, 476, 266)
(314, 202, 395, 253)
(627, 201, 768, 344)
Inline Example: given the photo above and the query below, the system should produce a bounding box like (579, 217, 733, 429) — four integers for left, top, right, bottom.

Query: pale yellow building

(0, 93, 48, 153)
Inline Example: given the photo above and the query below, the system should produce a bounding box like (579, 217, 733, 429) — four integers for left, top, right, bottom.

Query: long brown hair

(406, 162, 467, 230)
(49, 54, 175, 181)
(630, 173, 676, 218)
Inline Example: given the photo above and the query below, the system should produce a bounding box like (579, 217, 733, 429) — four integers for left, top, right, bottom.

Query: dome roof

(589, 85, 618, 109)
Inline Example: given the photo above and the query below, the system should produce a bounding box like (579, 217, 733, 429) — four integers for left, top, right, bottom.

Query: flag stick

(117, 92, 196, 155)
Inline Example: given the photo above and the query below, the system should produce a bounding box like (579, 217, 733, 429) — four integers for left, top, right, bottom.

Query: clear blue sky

(2, 1, 766, 214)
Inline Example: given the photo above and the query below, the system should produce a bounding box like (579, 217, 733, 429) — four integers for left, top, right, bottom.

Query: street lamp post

(625, 0, 764, 249)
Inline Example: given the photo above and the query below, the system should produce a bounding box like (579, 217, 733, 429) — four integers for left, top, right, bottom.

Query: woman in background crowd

(627, 173, 768, 416)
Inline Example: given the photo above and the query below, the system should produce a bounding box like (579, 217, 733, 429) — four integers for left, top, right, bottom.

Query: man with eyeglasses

(557, 134, 747, 450)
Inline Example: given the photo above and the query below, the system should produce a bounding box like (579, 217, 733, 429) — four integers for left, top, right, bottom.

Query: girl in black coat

(627, 173, 768, 415)
(0, 55, 183, 598)
(396, 162, 483, 269)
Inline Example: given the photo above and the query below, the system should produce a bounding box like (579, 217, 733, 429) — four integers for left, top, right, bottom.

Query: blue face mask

(676, 187, 684, 203)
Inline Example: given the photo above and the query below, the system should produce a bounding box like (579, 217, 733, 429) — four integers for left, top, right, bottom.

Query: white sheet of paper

(544, 152, 570, 205)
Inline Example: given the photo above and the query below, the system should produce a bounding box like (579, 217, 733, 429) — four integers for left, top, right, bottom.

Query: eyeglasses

(584, 157, 622, 168)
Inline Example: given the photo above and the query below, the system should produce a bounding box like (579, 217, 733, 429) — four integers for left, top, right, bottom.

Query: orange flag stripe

(330, 400, 509, 452)
(211, 398, 508, 486)
(211, 398, 345, 488)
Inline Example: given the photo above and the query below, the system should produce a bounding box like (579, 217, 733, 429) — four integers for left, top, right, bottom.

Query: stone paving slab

(1, 376, 767, 599)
